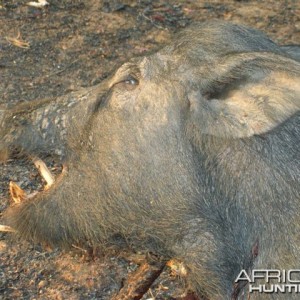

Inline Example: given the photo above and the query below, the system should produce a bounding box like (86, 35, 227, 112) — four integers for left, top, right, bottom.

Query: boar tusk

(9, 181, 27, 204)
(31, 156, 55, 190)
(0, 225, 16, 233)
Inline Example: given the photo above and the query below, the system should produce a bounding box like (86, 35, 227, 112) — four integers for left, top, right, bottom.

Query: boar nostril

(94, 91, 111, 112)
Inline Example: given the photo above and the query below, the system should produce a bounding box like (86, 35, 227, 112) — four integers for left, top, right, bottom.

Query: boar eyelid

(113, 74, 139, 88)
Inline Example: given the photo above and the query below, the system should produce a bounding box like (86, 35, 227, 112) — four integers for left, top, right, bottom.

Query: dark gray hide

(1, 21, 300, 299)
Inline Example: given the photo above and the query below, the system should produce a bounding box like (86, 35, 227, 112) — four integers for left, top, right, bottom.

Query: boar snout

(0, 82, 110, 159)
(281, 45, 300, 62)
(1, 21, 300, 299)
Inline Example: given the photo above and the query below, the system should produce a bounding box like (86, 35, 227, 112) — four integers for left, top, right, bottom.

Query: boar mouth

(0, 154, 67, 233)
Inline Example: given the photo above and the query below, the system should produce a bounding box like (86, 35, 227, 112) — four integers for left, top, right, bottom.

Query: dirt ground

(0, 0, 299, 299)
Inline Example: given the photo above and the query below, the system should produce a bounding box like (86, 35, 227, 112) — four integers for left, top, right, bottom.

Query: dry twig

(9, 181, 26, 204)
(6, 31, 30, 49)
(0, 225, 15, 233)
(112, 259, 166, 300)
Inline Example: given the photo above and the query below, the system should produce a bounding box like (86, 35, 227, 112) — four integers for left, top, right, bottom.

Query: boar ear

(188, 52, 300, 138)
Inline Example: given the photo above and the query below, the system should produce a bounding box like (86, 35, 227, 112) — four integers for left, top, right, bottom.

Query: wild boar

(1, 21, 299, 299)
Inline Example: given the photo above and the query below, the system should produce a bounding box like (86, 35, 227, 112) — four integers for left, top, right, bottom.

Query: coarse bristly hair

(1, 21, 300, 299)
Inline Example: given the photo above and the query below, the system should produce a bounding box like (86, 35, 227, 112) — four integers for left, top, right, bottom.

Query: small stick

(0, 225, 15, 232)
(6, 31, 30, 49)
(112, 259, 166, 300)
(72, 244, 88, 253)
(31, 156, 55, 189)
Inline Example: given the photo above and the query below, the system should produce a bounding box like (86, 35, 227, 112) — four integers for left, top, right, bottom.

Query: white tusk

(31, 156, 55, 189)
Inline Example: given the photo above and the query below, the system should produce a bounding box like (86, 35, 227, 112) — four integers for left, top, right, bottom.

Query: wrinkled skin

(1, 21, 300, 299)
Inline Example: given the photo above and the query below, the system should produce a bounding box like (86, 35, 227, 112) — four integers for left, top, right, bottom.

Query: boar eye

(124, 77, 138, 85)
(113, 75, 139, 90)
